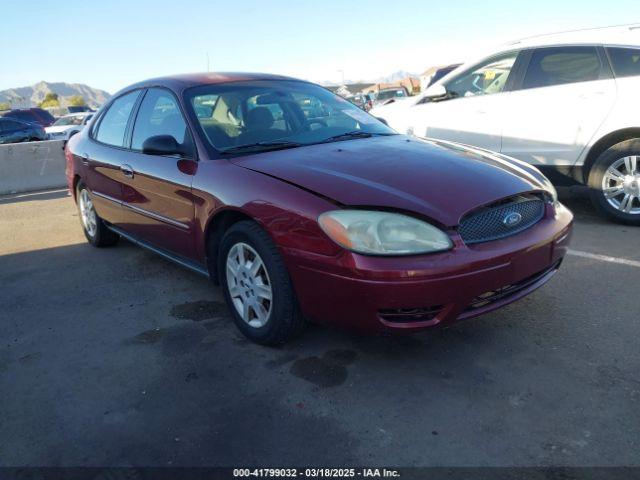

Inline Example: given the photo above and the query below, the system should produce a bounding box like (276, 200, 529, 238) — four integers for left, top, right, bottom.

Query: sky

(1, 0, 638, 93)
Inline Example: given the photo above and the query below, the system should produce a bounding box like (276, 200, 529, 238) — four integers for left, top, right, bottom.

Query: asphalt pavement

(0, 187, 638, 467)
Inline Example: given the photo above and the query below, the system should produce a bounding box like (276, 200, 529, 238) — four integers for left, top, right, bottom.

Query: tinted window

(132, 88, 189, 150)
(34, 109, 55, 122)
(607, 47, 640, 78)
(445, 51, 518, 97)
(95, 90, 141, 147)
(523, 47, 601, 89)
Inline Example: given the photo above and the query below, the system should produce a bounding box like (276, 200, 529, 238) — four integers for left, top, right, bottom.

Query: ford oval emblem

(503, 212, 523, 227)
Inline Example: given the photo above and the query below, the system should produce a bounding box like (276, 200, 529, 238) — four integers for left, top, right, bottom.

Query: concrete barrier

(0, 140, 67, 195)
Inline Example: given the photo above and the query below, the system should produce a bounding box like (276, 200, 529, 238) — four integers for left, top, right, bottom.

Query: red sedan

(65, 73, 573, 345)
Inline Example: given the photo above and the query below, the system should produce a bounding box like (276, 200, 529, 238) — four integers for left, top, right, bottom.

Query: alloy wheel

(225, 242, 273, 328)
(79, 189, 98, 237)
(602, 156, 640, 215)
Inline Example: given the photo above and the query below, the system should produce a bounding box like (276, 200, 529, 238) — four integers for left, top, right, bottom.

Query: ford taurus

(65, 73, 573, 345)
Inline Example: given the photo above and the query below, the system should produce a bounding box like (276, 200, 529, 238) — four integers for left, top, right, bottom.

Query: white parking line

(567, 249, 640, 268)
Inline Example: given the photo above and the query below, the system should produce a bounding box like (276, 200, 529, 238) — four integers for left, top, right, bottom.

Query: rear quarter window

(607, 47, 640, 78)
(522, 46, 602, 89)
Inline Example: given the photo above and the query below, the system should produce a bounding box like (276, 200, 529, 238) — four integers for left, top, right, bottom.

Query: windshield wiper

(320, 131, 395, 144)
(220, 140, 303, 154)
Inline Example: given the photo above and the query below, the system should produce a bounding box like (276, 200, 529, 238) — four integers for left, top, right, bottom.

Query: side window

(606, 47, 640, 78)
(444, 51, 518, 98)
(131, 88, 190, 150)
(522, 46, 601, 89)
(94, 90, 140, 147)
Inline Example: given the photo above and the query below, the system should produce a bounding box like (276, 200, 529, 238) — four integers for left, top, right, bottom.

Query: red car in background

(65, 73, 573, 345)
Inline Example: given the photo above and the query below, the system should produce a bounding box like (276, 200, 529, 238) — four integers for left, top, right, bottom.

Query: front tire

(218, 221, 306, 345)
(588, 139, 640, 225)
(76, 182, 119, 247)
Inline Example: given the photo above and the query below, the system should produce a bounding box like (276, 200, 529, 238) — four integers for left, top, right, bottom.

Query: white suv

(372, 25, 640, 224)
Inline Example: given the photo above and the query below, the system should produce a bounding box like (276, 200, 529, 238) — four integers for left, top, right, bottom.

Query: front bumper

(284, 203, 573, 334)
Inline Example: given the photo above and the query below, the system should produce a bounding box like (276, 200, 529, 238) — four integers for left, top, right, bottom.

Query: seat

(236, 107, 284, 145)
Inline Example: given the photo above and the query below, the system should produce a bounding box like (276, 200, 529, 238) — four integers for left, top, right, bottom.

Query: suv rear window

(523, 46, 602, 89)
(606, 47, 640, 78)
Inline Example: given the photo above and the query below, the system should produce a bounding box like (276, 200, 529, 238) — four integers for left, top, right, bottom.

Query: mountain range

(320, 70, 418, 86)
(0, 81, 111, 108)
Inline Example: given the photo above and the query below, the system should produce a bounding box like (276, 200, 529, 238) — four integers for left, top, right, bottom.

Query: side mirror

(422, 84, 447, 100)
(142, 135, 185, 156)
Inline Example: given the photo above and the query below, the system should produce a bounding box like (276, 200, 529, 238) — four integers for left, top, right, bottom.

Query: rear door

(119, 87, 198, 260)
(500, 46, 616, 168)
(85, 90, 142, 225)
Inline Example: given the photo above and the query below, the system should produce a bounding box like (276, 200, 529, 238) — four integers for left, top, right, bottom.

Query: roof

(502, 23, 640, 50)
(115, 72, 304, 96)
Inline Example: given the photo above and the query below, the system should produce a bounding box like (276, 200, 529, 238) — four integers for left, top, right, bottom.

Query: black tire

(588, 138, 640, 226)
(76, 182, 120, 247)
(218, 220, 306, 345)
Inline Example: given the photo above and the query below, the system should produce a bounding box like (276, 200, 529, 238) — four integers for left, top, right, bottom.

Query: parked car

(348, 93, 373, 111)
(68, 105, 92, 113)
(66, 73, 572, 345)
(46, 112, 94, 141)
(0, 117, 47, 144)
(373, 87, 409, 107)
(0, 107, 56, 127)
(371, 24, 640, 224)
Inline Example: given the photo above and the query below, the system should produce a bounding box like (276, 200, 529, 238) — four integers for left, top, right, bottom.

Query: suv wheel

(76, 182, 120, 247)
(588, 139, 640, 225)
(218, 221, 306, 345)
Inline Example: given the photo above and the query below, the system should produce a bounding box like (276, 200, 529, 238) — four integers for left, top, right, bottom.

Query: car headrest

(245, 107, 274, 130)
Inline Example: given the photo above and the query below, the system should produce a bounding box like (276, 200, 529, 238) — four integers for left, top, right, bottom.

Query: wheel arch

(583, 128, 640, 182)
(72, 174, 82, 201)
(203, 208, 256, 284)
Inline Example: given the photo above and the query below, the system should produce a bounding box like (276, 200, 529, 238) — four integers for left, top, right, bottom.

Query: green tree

(68, 95, 86, 107)
(0, 102, 10, 111)
(39, 92, 60, 108)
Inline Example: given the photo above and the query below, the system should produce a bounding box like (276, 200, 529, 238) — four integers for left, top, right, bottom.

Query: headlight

(318, 210, 452, 255)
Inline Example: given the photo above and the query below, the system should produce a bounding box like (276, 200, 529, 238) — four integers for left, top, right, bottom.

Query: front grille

(459, 194, 545, 245)
(465, 260, 561, 311)
(379, 306, 443, 323)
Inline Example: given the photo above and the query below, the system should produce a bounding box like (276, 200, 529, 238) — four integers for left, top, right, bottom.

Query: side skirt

(106, 225, 210, 278)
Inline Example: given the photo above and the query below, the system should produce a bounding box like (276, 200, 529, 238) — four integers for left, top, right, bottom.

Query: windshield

(377, 89, 406, 101)
(53, 115, 84, 126)
(185, 80, 396, 154)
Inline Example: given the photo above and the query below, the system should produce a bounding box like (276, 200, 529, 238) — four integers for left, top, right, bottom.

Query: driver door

(408, 51, 520, 152)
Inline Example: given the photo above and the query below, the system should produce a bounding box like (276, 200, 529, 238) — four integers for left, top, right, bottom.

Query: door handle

(81, 153, 90, 166)
(120, 164, 134, 179)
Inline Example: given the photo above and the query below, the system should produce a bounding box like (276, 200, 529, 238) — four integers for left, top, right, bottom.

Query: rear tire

(588, 138, 640, 225)
(76, 182, 120, 247)
(218, 221, 306, 345)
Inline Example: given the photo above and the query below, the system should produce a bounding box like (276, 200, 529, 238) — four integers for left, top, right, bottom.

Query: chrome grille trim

(459, 194, 545, 245)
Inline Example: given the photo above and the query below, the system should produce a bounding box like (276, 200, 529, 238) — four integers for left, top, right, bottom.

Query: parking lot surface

(0, 187, 638, 467)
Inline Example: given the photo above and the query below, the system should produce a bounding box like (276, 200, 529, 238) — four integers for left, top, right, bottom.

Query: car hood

(230, 135, 552, 227)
